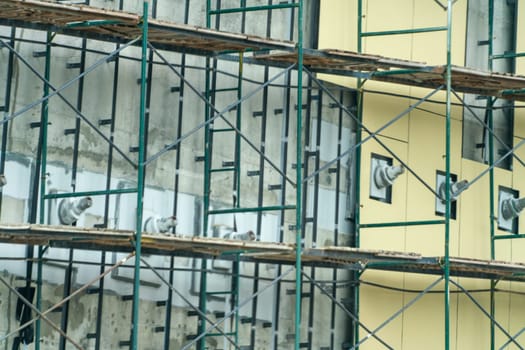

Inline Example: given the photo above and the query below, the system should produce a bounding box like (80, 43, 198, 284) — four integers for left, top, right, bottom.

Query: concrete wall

(319, 0, 525, 349)
(0, 0, 355, 349)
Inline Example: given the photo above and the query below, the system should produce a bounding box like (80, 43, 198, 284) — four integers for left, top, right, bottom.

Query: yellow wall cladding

(319, 1, 525, 349)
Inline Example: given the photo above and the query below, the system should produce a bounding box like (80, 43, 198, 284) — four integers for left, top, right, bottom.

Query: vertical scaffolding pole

(35, 30, 53, 350)
(487, 2, 496, 350)
(0, 27, 15, 214)
(444, 1, 453, 350)
(353, 1, 364, 346)
(130, 1, 148, 348)
(294, 1, 304, 349)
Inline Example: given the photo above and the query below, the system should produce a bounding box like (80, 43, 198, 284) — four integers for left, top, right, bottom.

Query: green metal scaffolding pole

(444, 2, 453, 349)
(35, 30, 53, 350)
(488, 2, 496, 349)
(295, 1, 304, 349)
(130, 1, 148, 348)
(353, 0, 364, 346)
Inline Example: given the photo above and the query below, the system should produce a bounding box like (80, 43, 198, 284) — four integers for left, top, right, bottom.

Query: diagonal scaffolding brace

(0, 37, 139, 167)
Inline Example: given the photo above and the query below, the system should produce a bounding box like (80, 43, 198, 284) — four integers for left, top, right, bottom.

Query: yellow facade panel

(401, 293, 447, 349)
(455, 291, 492, 349)
(359, 271, 404, 349)
(362, 83, 411, 141)
(318, 0, 357, 52)
(359, 135, 407, 251)
(516, 105, 525, 139)
(458, 160, 490, 260)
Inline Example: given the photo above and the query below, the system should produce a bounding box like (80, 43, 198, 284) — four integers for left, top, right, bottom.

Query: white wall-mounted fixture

(435, 171, 467, 219)
(501, 197, 525, 220)
(438, 179, 469, 203)
(143, 215, 177, 234)
(370, 154, 403, 203)
(374, 164, 404, 189)
(58, 197, 92, 225)
(498, 186, 522, 233)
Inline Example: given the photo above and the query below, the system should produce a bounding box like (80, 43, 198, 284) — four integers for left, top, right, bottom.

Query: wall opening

(462, 0, 516, 170)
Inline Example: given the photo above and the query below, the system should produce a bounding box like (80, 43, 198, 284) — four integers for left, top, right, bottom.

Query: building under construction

(1, 0, 525, 349)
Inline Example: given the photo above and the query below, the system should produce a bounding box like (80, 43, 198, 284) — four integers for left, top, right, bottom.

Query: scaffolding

(1, 0, 525, 349)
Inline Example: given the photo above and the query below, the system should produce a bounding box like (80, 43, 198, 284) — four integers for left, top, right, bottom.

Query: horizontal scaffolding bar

(209, 3, 299, 15)
(208, 205, 296, 215)
(360, 220, 446, 228)
(361, 26, 448, 37)
(494, 234, 525, 240)
(65, 20, 122, 28)
(491, 52, 525, 60)
(44, 188, 138, 199)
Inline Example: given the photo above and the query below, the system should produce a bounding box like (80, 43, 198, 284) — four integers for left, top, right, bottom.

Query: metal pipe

(361, 26, 448, 37)
(208, 205, 295, 215)
(351, 277, 443, 349)
(467, 137, 525, 189)
(165, 0, 190, 343)
(330, 89, 344, 350)
(0, 276, 84, 350)
(354, 3, 363, 345)
(302, 272, 394, 350)
(294, 1, 304, 348)
(273, 6, 296, 345)
(444, 2, 453, 349)
(487, 2, 496, 349)
(450, 279, 523, 349)
(145, 45, 297, 187)
(452, 91, 525, 167)
(209, 3, 298, 15)
(1, 252, 135, 342)
(303, 69, 441, 197)
(44, 187, 137, 199)
(138, 257, 241, 350)
(0, 38, 139, 166)
(35, 30, 53, 350)
(182, 267, 295, 350)
(130, 3, 148, 348)
(0, 27, 15, 216)
(359, 220, 446, 228)
(499, 327, 525, 350)
(250, 3, 274, 345)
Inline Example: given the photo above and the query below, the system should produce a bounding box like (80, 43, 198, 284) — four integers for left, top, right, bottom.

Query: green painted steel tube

(65, 20, 122, 28)
(130, 2, 148, 349)
(361, 26, 448, 37)
(44, 188, 138, 199)
(209, 3, 298, 15)
(491, 52, 525, 60)
(210, 167, 236, 173)
(206, 0, 211, 27)
(359, 220, 445, 228)
(355, 1, 363, 346)
(235, 52, 243, 207)
(501, 88, 525, 95)
(488, 2, 496, 349)
(444, 2, 453, 350)
(494, 233, 525, 240)
(35, 31, 53, 350)
(208, 205, 295, 215)
(198, 57, 212, 350)
(234, 254, 241, 345)
(294, 1, 304, 349)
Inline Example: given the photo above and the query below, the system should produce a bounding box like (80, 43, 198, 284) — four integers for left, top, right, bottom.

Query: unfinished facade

(1, 0, 525, 349)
